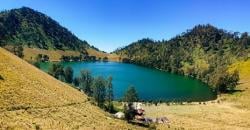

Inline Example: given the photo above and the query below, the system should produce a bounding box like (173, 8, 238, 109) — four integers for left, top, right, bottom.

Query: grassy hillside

(23, 47, 81, 62)
(143, 61, 250, 129)
(21, 47, 120, 62)
(87, 48, 121, 62)
(0, 47, 143, 129)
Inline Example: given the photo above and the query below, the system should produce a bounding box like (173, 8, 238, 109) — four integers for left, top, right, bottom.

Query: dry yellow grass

(0, 47, 144, 130)
(143, 60, 250, 129)
(223, 60, 250, 109)
(2, 46, 250, 129)
(144, 101, 250, 129)
(23, 47, 121, 62)
(228, 59, 250, 80)
(86, 48, 121, 62)
(23, 47, 81, 62)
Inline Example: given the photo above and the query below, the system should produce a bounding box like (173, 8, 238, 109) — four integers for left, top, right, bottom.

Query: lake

(40, 61, 216, 102)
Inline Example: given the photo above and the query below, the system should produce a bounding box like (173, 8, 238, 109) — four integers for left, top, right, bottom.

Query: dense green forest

(0, 7, 89, 52)
(114, 25, 250, 92)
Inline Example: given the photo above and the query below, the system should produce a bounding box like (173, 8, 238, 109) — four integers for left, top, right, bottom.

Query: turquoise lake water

(40, 61, 216, 101)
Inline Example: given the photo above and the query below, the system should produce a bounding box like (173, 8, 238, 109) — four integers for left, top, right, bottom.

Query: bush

(78, 70, 93, 95)
(35, 54, 49, 62)
(64, 66, 74, 83)
(106, 76, 114, 112)
(216, 70, 239, 93)
(42, 55, 49, 62)
(13, 45, 24, 58)
(60, 55, 71, 62)
(35, 54, 43, 62)
(48, 63, 65, 80)
(73, 77, 80, 86)
(103, 57, 108, 62)
(124, 103, 136, 122)
(123, 86, 139, 102)
(33, 62, 40, 68)
(92, 76, 106, 108)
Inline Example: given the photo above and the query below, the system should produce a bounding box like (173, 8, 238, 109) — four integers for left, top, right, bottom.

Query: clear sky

(1, 0, 250, 52)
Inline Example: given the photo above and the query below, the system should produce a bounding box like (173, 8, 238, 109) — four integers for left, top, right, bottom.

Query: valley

(0, 5, 250, 130)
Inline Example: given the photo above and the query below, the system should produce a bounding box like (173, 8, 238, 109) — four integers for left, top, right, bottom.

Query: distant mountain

(114, 24, 250, 91)
(0, 7, 89, 51)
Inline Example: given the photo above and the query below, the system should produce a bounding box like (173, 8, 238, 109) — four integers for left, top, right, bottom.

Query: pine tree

(79, 70, 93, 95)
(64, 66, 74, 83)
(106, 76, 114, 112)
(92, 76, 106, 108)
(123, 86, 139, 103)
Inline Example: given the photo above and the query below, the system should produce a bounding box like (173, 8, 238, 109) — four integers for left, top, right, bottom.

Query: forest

(0, 7, 89, 53)
(114, 24, 250, 93)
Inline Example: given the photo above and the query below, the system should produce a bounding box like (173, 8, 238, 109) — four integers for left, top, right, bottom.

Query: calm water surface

(40, 61, 216, 101)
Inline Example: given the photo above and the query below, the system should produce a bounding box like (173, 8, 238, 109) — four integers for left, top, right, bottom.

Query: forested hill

(114, 24, 250, 92)
(0, 7, 89, 51)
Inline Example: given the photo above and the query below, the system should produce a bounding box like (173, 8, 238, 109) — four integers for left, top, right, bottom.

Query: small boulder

(114, 112, 125, 119)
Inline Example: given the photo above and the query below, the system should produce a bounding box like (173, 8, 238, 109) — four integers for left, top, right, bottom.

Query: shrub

(124, 103, 137, 122)
(103, 57, 108, 62)
(42, 55, 49, 62)
(79, 69, 93, 95)
(106, 76, 114, 112)
(123, 86, 139, 102)
(92, 76, 106, 108)
(64, 66, 74, 83)
(33, 62, 40, 68)
(73, 77, 80, 86)
(216, 70, 239, 93)
(13, 45, 24, 58)
(48, 63, 65, 80)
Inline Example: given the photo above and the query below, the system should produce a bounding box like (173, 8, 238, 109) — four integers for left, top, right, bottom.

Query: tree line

(47, 63, 139, 113)
(60, 55, 109, 62)
(114, 24, 249, 93)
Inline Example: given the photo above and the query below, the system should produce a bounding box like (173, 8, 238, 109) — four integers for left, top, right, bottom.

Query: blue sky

(1, 0, 250, 52)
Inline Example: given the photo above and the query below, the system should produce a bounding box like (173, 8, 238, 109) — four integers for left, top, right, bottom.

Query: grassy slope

(224, 60, 250, 108)
(86, 48, 121, 62)
(23, 47, 81, 62)
(23, 47, 121, 62)
(144, 60, 250, 129)
(0, 48, 143, 130)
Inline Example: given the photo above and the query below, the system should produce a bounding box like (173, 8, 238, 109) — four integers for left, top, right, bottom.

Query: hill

(0, 7, 88, 50)
(0, 47, 143, 129)
(113, 34, 250, 129)
(114, 24, 250, 91)
(0, 7, 120, 61)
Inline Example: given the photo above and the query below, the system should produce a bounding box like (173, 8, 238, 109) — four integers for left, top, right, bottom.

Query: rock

(114, 112, 125, 119)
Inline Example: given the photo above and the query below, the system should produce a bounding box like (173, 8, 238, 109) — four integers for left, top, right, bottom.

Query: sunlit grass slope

(23, 47, 121, 62)
(144, 60, 250, 129)
(23, 47, 81, 62)
(0, 47, 143, 129)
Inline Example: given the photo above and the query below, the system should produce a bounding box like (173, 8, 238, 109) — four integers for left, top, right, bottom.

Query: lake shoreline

(39, 61, 217, 102)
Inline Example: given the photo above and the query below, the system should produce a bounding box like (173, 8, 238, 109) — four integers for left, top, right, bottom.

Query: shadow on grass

(128, 121, 150, 128)
(0, 75, 4, 80)
(227, 89, 244, 94)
